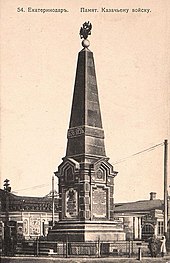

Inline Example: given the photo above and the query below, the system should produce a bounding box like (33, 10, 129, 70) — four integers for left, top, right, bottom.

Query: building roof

(115, 199, 164, 213)
(0, 189, 59, 212)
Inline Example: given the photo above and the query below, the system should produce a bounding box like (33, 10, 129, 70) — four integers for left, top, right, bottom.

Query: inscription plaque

(92, 187, 107, 218)
(65, 188, 78, 218)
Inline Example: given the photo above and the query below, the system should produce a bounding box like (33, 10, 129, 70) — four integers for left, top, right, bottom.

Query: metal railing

(7, 239, 150, 258)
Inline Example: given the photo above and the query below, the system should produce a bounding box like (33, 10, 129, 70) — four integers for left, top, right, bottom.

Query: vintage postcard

(0, 0, 170, 258)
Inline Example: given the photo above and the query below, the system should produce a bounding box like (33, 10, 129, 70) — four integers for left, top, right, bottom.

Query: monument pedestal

(48, 220, 125, 242)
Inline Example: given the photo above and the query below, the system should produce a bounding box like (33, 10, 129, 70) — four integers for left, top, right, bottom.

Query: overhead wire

(113, 142, 164, 165)
(14, 142, 165, 192)
(15, 183, 50, 192)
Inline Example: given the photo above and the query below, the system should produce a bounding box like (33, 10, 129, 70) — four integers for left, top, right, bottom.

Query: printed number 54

(17, 7, 25, 12)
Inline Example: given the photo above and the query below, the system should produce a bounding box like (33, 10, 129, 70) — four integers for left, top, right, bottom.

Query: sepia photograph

(0, 0, 170, 262)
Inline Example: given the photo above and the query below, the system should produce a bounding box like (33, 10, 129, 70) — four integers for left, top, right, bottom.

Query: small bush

(148, 236, 161, 257)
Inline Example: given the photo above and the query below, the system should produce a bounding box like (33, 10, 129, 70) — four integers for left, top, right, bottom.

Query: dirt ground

(1, 256, 170, 263)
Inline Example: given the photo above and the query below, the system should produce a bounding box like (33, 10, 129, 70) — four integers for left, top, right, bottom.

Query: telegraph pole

(4, 179, 10, 225)
(3, 179, 11, 255)
(52, 175, 55, 227)
(164, 139, 168, 237)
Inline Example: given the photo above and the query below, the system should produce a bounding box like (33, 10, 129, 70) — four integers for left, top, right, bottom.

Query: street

(1, 256, 170, 263)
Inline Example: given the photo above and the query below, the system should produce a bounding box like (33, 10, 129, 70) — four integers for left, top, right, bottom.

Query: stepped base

(48, 220, 126, 242)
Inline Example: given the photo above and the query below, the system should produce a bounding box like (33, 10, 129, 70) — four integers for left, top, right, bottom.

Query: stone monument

(48, 22, 125, 241)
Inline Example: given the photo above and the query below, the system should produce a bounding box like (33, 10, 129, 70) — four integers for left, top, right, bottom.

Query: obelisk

(48, 22, 125, 241)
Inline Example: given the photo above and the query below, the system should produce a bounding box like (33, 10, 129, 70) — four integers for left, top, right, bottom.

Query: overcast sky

(1, 0, 169, 202)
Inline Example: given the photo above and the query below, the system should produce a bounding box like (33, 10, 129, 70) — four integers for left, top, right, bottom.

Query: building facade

(115, 192, 170, 241)
(0, 189, 58, 240)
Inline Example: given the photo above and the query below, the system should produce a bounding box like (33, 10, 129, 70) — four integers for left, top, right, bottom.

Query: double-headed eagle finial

(80, 21, 92, 48)
(80, 21, 92, 39)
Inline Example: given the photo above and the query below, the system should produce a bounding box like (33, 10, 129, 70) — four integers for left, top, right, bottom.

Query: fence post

(137, 242, 142, 261)
(138, 247, 142, 261)
(132, 240, 134, 256)
(63, 241, 65, 258)
(66, 237, 68, 258)
(98, 238, 101, 258)
(128, 240, 131, 258)
(36, 238, 39, 257)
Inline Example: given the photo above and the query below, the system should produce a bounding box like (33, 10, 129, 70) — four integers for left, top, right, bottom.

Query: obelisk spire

(66, 22, 106, 162)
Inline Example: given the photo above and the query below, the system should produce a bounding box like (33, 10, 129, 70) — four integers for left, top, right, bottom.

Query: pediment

(92, 158, 118, 178)
(54, 158, 79, 179)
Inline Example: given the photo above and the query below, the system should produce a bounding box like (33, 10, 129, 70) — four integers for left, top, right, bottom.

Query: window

(158, 221, 164, 235)
(142, 223, 154, 240)
(143, 224, 153, 233)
